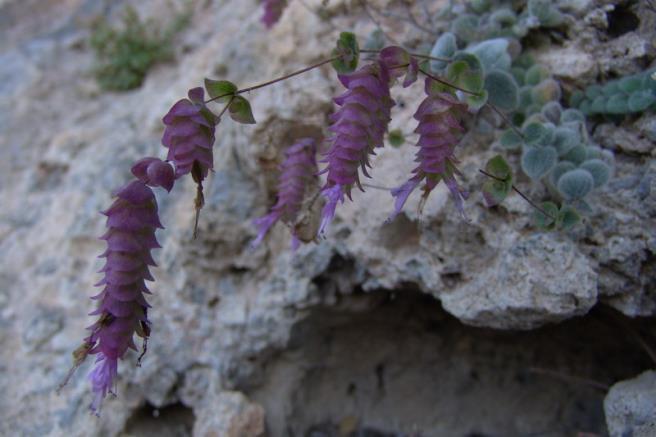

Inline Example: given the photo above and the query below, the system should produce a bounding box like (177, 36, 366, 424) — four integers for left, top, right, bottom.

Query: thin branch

(401, 0, 439, 36)
(487, 103, 525, 139)
(205, 56, 339, 104)
(360, 49, 451, 64)
(527, 367, 609, 391)
(478, 169, 556, 220)
(360, 0, 402, 46)
(418, 67, 483, 97)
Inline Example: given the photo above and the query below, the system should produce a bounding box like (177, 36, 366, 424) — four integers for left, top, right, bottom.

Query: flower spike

(389, 78, 469, 221)
(252, 137, 318, 249)
(319, 59, 395, 233)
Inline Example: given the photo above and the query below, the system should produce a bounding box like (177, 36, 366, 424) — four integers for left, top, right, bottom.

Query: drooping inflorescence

(389, 79, 468, 221)
(162, 87, 217, 182)
(86, 165, 172, 413)
(252, 137, 318, 249)
(318, 59, 395, 233)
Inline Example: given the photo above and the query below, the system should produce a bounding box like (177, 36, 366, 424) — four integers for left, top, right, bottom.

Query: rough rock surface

(604, 370, 656, 437)
(0, 0, 655, 436)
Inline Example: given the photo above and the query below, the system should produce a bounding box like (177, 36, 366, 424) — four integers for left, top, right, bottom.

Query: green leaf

(467, 39, 511, 73)
(228, 96, 256, 124)
(485, 69, 519, 111)
(430, 32, 457, 72)
(618, 75, 643, 94)
(204, 79, 237, 101)
(580, 159, 611, 187)
(388, 129, 405, 147)
(524, 64, 549, 86)
(628, 90, 656, 113)
(530, 79, 561, 105)
(605, 94, 629, 114)
(499, 128, 523, 150)
(486, 154, 513, 181)
(533, 201, 559, 230)
(521, 146, 558, 180)
(557, 169, 594, 200)
(557, 205, 580, 230)
(482, 155, 513, 207)
(522, 122, 548, 145)
(549, 161, 576, 186)
(331, 32, 360, 74)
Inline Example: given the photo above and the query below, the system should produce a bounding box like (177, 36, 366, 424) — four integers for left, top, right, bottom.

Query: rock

(440, 233, 598, 329)
(604, 370, 656, 437)
(535, 44, 596, 82)
(0, 0, 655, 435)
(193, 391, 265, 437)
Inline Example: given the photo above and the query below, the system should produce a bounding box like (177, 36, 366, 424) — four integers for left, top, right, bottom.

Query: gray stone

(605, 370, 656, 437)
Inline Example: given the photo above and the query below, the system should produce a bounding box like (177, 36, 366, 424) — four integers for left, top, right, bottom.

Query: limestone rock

(604, 370, 656, 437)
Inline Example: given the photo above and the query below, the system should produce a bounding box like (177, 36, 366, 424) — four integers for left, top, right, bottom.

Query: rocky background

(0, 0, 655, 436)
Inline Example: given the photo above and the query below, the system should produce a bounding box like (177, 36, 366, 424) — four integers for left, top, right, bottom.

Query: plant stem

(478, 169, 556, 220)
(527, 367, 609, 391)
(205, 56, 340, 104)
(487, 103, 525, 139)
(360, 49, 451, 63)
(418, 67, 483, 97)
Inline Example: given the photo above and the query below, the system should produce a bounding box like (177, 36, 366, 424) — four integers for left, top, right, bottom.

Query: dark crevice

(124, 402, 195, 437)
(606, 2, 640, 38)
(244, 289, 654, 436)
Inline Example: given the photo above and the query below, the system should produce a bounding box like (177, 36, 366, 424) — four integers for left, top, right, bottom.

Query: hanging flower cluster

(162, 88, 217, 182)
(87, 169, 171, 413)
(64, 31, 479, 413)
(318, 60, 395, 233)
(389, 79, 469, 221)
(252, 137, 318, 249)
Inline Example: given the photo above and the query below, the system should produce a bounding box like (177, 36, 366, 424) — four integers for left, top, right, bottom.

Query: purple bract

(261, 0, 288, 28)
(389, 79, 468, 221)
(84, 179, 164, 413)
(318, 60, 395, 233)
(252, 137, 318, 249)
(162, 88, 217, 181)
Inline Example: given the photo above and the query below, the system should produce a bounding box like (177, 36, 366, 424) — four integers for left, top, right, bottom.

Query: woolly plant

(571, 69, 656, 116)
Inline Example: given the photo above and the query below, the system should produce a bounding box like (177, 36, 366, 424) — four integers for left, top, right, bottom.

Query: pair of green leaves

(533, 202, 580, 231)
(204, 79, 256, 124)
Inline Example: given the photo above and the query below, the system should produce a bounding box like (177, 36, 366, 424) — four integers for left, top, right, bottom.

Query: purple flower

(378, 46, 419, 88)
(252, 138, 318, 249)
(162, 88, 217, 181)
(84, 179, 163, 413)
(318, 60, 395, 233)
(389, 78, 468, 221)
(131, 157, 175, 192)
(261, 0, 287, 28)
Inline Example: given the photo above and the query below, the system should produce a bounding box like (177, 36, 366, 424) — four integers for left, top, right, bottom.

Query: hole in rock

(606, 2, 639, 38)
(124, 401, 195, 437)
(244, 289, 653, 436)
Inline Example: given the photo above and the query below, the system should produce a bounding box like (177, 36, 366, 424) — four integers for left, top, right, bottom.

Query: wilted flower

(252, 137, 318, 249)
(261, 0, 288, 28)
(389, 79, 468, 221)
(162, 88, 217, 181)
(319, 60, 395, 233)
